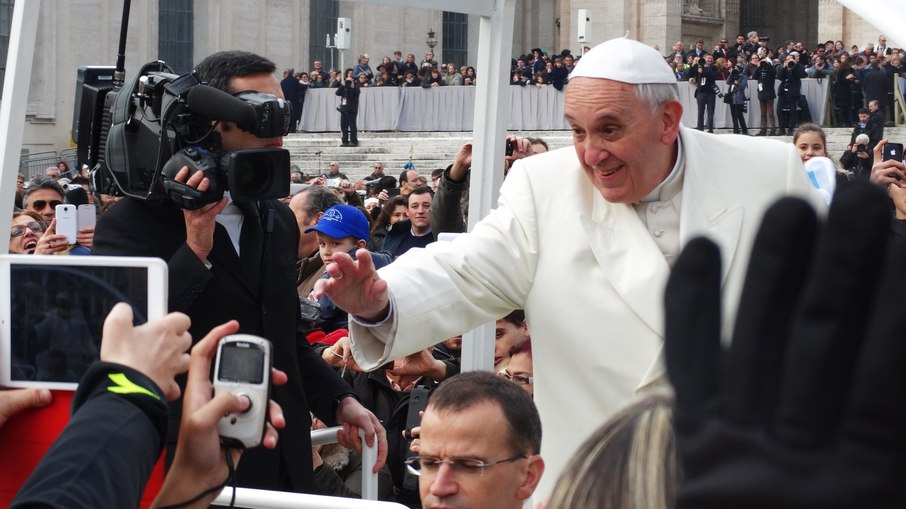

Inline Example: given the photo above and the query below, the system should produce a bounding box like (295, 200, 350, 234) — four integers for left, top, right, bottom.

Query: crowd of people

(280, 44, 593, 94)
(5, 34, 906, 509)
(668, 32, 905, 134)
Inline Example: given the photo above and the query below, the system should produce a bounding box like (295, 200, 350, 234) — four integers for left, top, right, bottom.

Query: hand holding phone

(213, 335, 272, 449)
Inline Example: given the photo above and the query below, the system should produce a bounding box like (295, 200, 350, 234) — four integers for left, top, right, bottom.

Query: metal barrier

(211, 427, 402, 508)
(19, 151, 60, 180)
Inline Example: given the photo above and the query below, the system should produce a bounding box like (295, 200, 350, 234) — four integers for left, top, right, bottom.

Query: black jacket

(11, 362, 167, 508)
(692, 64, 719, 95)
(336, 83, 361, 113)
(755, 62, 777, 101)
(779, 62, 807, 96)
(94, 197, 353, 492)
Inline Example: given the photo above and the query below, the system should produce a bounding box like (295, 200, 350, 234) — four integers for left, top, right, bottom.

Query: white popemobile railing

(210, 427, 408, 508)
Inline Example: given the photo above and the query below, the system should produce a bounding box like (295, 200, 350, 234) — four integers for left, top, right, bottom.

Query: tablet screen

(9, 264, 149, 384)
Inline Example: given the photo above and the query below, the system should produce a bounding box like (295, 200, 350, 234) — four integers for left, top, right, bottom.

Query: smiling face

(795, 131, 827, 163)
(217, 73, 284, 152)
(564, 78, 681, 204)
(10, 214, 43, 254)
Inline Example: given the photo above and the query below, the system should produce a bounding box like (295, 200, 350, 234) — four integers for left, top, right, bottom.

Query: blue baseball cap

(304, 204, 370, 242)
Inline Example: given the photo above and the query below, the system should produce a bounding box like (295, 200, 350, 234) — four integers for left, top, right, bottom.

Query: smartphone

(213, 335, 272, 449)
(883, 142, 904, 162)
(505, 139, 515, 157)
(387, 188, 401, 197)
(77, 204, 96, 231)
(55, 204, 78, 245)
(402, 386, 432, 490)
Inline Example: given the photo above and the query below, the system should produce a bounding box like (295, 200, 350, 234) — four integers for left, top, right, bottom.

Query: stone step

(283, 127, 906, 181)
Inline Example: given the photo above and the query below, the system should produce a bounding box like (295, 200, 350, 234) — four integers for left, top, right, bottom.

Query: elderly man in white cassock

(315, 37, 825, 498)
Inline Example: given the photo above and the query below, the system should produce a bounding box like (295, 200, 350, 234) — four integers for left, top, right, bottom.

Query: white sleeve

(349, 161, 541, 369)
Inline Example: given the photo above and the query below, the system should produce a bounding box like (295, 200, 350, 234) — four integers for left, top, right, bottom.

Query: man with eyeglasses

(405, 371, 544, 509)
(499, 339, 533, 397)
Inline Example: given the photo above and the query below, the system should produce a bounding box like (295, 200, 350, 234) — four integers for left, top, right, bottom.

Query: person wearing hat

(316, 37, 824, 499)
(304, 204, 391, 333)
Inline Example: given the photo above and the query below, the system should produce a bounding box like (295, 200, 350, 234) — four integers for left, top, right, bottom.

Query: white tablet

(0, 255, 167, 390)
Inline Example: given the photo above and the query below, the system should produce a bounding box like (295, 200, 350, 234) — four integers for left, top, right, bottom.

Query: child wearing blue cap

(304, 204, 392, 332)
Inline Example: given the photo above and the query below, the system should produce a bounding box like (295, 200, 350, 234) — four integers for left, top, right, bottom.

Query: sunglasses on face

(10, 221, 47, 237)
(30, 200, 63, 211)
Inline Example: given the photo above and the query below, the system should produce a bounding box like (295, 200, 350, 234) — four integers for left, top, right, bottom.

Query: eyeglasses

(498, 370, 534, 385)
(404, 454, 527, 477)
(30, 200, 63, 211)
(47, 174, 60, 179)
(10, 221, 47, 237)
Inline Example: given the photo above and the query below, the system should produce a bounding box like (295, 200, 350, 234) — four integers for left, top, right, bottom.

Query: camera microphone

(186, 85, 257, 131)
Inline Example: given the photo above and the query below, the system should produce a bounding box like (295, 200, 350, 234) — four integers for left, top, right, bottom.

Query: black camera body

(76, 60, 291, 209)
(787, 60, 797, 70)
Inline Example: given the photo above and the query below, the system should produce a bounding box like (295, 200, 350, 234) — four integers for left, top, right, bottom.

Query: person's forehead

(420, 402, 510, 456)
(564, 77, 639, 114)
(28, 188, 63, 202)
(13, 214, 36, 226)
(228, 73, 282, 98)
(409, 192, 432, 205)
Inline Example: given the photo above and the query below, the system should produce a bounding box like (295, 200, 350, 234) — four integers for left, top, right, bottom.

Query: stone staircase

(283, 127, 906, 182)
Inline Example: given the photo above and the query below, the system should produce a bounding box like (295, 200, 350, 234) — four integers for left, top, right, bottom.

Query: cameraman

(840, 133, 872, 178)
(336, 76, 361, 147)
(725, 64, 749, 135)
(93, 50, 386, 494)
(776, 52, 806, 135)
(806, 54, 834, 79)
(689, 54, 719, 133)
(754, 57, 778, 135)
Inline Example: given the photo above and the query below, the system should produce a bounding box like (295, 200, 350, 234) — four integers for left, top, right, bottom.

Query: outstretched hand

(314, 249, 390, 322)
(666, 182, 906, 508)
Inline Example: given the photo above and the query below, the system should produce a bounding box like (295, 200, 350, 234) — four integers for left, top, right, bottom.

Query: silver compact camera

(213, 334, 272, 448)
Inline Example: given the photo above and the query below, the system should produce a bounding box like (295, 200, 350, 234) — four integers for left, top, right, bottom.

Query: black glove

(665, 182, 906, 509)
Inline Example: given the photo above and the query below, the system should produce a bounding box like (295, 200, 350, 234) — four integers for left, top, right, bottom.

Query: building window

(0, 0, 14, 98)
(159, 0, 193, 74)
(442, 11, 468, 67)
(309, 0, 339, 72)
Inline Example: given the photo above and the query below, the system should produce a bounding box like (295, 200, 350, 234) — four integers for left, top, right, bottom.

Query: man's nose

(428, 464, 458, 498)
(582, 140, 610, 168)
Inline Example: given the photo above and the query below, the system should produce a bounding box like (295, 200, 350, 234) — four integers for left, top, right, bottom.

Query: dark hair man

(93, 50, 386, 493)
(408, 371, 544, 509)
(23, 177, 64, 224)
(382, 186, 434, 257)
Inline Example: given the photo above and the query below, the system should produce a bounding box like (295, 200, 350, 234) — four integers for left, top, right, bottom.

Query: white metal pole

(460, 0, 516, 374)
(0, 0, 41, 254)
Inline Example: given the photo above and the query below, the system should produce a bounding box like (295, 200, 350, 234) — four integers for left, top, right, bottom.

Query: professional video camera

(72, 2, 291, 210)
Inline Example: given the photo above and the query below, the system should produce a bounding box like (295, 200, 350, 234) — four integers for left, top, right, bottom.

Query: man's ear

(516, 455, 544, 501)
(660, 100, 683, 145)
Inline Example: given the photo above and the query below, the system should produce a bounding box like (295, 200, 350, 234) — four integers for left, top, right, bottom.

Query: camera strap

(237, 200, 264, 283)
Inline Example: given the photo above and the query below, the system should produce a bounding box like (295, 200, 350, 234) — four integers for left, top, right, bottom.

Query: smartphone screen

(883, 142, 904, 162)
